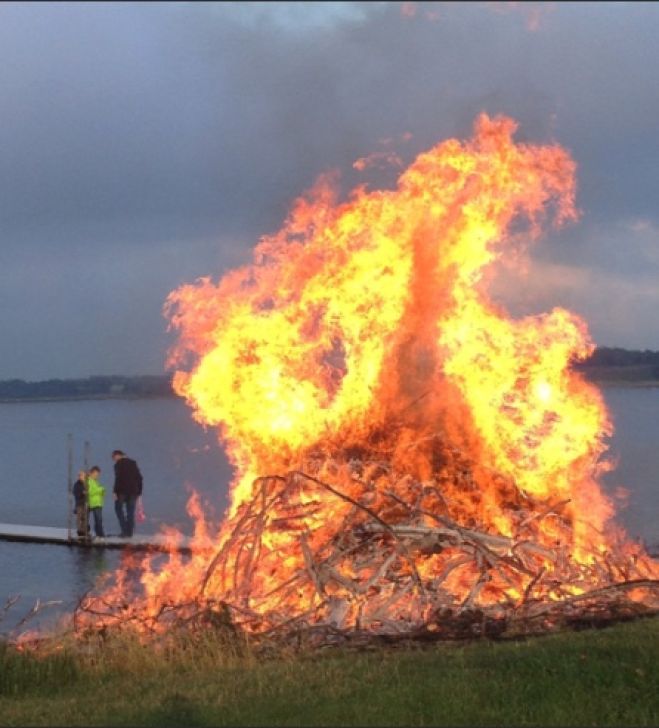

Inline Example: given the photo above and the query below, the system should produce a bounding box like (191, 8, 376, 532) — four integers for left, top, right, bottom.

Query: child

(72, 469, 90, 539)
(87, 466, 106, 539)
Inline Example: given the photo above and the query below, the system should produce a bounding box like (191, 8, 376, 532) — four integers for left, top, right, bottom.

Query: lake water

(0, 389, 657, 633)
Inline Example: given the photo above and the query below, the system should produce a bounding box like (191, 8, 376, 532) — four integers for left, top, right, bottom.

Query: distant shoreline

(589, 379, 659, 388)
(0, 393, 176, 404)
(0, 379, 657, 404)
(0, 374, 174, 403)
(0, 349, 657, 403)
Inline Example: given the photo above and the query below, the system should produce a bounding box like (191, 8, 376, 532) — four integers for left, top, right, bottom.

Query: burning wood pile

(73, 447, 659, 647)
(69, 115, 659, 648)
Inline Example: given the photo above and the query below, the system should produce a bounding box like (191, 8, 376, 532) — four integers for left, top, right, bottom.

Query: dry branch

(68, 460, 659, 649)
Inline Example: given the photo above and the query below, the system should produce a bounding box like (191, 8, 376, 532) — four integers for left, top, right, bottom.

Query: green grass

(1, 618, 658, 726)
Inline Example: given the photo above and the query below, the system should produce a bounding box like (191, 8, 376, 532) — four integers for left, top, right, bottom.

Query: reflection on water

(0, 389, 657, 632)
(0, 542, 122, 634)
(72, 547, 112, 586)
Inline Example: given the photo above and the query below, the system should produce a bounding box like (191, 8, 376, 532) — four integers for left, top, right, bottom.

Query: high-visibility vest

(87, 477, 105, 509)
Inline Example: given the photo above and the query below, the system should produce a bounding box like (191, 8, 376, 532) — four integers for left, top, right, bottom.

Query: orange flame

(166, 115, 598, 518)
(76, 114, 657, 637)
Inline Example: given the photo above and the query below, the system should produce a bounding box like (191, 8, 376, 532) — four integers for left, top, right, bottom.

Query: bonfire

(72, 114, 658, 648)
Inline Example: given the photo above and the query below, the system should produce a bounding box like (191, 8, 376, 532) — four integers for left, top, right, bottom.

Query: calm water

(0, 389, 657, 633)
(0, 397, 232, 632)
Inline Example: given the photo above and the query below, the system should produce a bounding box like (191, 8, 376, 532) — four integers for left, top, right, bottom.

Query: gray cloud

(1, 1, 658, 378)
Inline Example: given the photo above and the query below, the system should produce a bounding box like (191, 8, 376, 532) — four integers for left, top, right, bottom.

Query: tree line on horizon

(0, 374, 174, 401)
(571, 347, 659, 382)
(0, 348, 657, 401)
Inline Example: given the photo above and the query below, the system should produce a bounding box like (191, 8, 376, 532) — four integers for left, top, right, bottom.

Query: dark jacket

(73, 479, 86, 508)
(113, 457, 143, 498)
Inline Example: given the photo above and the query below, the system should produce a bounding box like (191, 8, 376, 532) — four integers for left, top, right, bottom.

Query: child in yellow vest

(87, 466, 106, 539)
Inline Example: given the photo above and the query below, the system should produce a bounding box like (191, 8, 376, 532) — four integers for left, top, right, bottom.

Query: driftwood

(67, 454, 659, 649)
(1, 595, 64, 640)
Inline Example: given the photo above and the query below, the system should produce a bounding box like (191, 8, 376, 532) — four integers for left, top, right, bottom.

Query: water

(0, 397, 232, 632)
(0, 398, 233, 531)
(0, 389, 657, 633)
(600, 387, 659, 545)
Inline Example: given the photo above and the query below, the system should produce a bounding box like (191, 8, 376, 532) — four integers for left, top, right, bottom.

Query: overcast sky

(1, 1, 658, 380)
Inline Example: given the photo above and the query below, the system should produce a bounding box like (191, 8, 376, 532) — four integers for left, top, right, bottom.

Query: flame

(167, 115, 595, 517)
(73, 114, 657, 639)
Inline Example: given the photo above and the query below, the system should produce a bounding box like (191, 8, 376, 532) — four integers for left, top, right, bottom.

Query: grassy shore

(1, 617, 658, 727)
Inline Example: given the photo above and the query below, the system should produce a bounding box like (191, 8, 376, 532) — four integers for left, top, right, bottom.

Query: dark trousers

(75, 505, 89, 538)
(90, 507, 105, 537)
(114, 495, 137, 537)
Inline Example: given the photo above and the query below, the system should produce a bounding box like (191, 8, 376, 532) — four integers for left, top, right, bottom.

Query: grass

(1, 618, 658, 726)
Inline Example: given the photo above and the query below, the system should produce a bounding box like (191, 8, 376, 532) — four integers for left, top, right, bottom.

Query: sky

(1, 1, 658, 380)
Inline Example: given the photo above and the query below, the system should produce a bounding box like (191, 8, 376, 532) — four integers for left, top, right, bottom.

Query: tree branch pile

(72, 453, 659, 648)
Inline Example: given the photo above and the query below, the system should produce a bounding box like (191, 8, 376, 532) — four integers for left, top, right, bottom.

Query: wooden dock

(0, 523, 194, 554)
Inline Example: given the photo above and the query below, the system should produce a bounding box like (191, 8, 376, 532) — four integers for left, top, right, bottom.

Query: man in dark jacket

(112, 449, 143, 538)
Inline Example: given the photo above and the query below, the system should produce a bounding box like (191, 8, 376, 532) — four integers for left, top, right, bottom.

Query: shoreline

(0, 393, 175, 404)
(1, 380, 658, 404)
(587, 379, 659, 388)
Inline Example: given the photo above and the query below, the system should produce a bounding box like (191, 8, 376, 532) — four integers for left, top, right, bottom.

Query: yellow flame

(91, 113, 655, 630)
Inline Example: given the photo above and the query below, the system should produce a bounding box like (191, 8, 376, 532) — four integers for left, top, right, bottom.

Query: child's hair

(89, 466, 101, 475)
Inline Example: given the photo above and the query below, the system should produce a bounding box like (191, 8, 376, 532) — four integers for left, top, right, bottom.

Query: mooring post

(83, 440, 91, 544)
(67, 433, 73, 542)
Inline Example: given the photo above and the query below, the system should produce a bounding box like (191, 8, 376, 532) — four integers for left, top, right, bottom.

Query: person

(112, 449, 143, 538)
(87, 466, 106, 539)
(72, 469, 90, 540)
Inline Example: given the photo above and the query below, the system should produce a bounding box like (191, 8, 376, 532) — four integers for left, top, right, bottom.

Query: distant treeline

(0, 375, 174, 401)
(574, 347, 659, 383)
(580, 347, 659, 367)
(0, 347, 657, 401)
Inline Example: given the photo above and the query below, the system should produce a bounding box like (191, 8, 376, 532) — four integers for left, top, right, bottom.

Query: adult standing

(112, 449, 143, 538)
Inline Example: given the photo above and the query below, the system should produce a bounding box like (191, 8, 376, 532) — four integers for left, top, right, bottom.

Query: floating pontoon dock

(0, 523, 194, 554)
